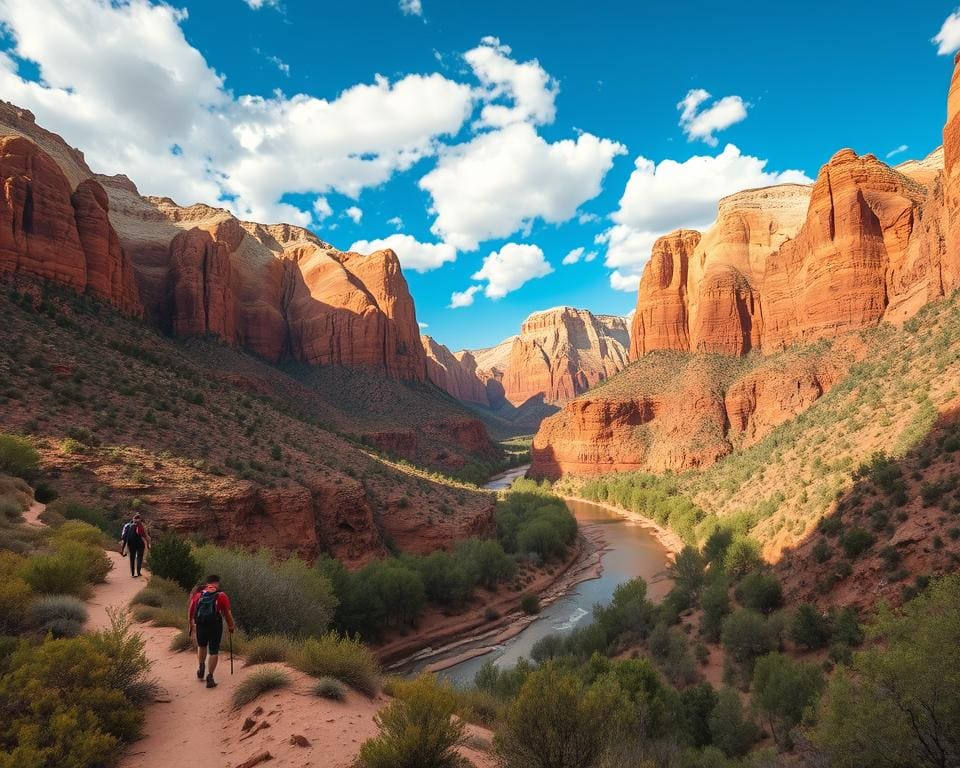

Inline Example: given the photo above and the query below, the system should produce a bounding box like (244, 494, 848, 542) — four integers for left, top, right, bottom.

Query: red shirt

(188, 586, 231, 622)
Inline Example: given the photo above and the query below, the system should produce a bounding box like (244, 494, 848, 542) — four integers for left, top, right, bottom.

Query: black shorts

(196, 620, 223, 655)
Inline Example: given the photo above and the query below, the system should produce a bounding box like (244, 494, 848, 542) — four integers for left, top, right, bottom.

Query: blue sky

(1, 1, 958, 350)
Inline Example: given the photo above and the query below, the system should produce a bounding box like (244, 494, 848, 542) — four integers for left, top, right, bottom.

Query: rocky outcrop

(534, 57, 960, 480)
(0, 135, 142, 314)
(425, 307, 631, 411)
(501, 308, 631, 406)
(0, 104, 427, 382)
(422, 336, 490, 404)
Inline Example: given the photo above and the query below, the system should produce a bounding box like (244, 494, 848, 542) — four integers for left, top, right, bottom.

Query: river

(425, 465, 673, 687)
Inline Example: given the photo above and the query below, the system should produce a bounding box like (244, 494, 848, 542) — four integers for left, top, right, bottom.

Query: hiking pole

(229, 631, 234, 675)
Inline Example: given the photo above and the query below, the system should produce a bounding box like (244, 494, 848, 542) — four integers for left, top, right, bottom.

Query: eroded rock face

(535, 55, 960, 481)
(0, 105, 427, 383)
(501, 307, 632, 406)
(0, 135, 142, 314)
(422, 336, 490, 405)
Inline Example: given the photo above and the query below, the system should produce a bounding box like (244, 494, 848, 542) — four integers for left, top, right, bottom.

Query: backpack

(121, 521, 142, 547)
(195, 590, 221, 625)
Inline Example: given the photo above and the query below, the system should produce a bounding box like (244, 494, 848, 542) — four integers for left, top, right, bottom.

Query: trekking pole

(229, 631, 234, 675)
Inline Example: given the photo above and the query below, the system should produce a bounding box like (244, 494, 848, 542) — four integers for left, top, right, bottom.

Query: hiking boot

(206, 674, 217, 688)
(197, 662, 205, 680)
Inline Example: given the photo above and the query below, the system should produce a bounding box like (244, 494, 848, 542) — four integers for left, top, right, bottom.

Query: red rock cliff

(422, 335, 490, 405)
(535, 56, 960, 480)
(0, 135, 142, 314)
(0, 103, 427, 382)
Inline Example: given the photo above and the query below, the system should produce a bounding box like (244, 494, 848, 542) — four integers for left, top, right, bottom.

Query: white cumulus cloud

(472, 242, 553, 299)
(344, 206, 363, 224)
(420, 122, 625, 250)
(561, 246, 597, 265)
(349, 233, 456, 273)
(678, 88, 748, 146)
(601, 144, 811, 281)
(609, 270, 641, 292)
(933, 9, 960, 54)
(465, 37, 558, 128)
(312, 197, 333, 222)
(0, 0, 474, 226)
(449, 285, 482, 309)
(399, 0, 422, 16)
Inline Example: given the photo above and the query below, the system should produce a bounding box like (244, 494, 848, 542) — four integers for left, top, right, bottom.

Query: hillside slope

(0, 276, 496, 563)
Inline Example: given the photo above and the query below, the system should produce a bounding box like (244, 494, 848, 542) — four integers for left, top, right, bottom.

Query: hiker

(119, 513, 150, 578)
(188, 574, 236, 688)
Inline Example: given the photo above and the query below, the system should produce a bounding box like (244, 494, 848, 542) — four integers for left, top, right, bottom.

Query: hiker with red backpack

(188, 575, 236, 688)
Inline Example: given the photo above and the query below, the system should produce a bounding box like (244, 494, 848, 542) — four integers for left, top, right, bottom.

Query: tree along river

(424, 465, 673, 687)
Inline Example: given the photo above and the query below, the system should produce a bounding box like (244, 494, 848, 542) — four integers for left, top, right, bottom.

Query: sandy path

(85, 552, 494, 768)
(23, 499, 45, 527)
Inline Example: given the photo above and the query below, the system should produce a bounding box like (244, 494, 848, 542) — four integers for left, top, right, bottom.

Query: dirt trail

(85, 553, 494, 768)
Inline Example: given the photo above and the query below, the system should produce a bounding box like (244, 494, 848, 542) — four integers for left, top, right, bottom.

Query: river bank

(559, 495, 686, 558)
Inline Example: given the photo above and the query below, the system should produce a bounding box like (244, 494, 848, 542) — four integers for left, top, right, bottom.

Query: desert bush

(751, 652, 823, 749)
(29, 594, 88, 635)
(291, 632, 380, 695)
(709, 686, 758, 757)
(723, 538, 762, 578)
(197, 546, 336, 637)
(0, 574, 32, 634)
(50, 520, 109, 548)
(789, 604, 832, 650)
(0, 433, 39, 477)
(496, 481, 577, 561)
(356, 675, 465, 768)
(721, 610, 777, 680)
(734, 571, 782, 614)
(812, 539, 832, 563)
(131, 605, 186, 631)
(495, 662, 632, 768)
(841, 527, 874, 559)
(46, 500, 110, 533)
(242, 634, 294, 666)
(313, 676, 346, 701)
(147, 534, 201, 590)
(700, 575, 731, 643)
(18, 550, 90, 596)
(231, 667, 290, 710)
(89, 608, 156, 705)
(0, 634, 145, 766)
(520, 593, 540, 615)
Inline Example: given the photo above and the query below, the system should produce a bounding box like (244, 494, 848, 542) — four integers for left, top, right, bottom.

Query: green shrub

(841, 527, 875, 559)
(53, 541, 111, 585)
(751, 653, 823, 749)
(292, 632, 380, 695)
(29, 595, 88, 635)
(0, 434, 39, 478)
(197, 546, 336, 638)
(520, 593, 540, 615)
(313, 676, 346, 701)
(812, 539, 832, 563)
(131, 605, 186, 631)
(89, 608, 156, 705)
(32, 483, 57, 504)
(789, 604, 832, 650)
(147, 534, 201, 590)
(709, 686, 758, 757)
(242, 634, 293, 666)
(50, 520, 109, 548)
(495, 663, 631, 768)
(18, 552, 90, 596)
(721, 610, 777, 679)
(231, 667, 290, 710)
(723, 538, 762, 578)
(734, 571, 782, 614)
(46, 500, 110, 533)
(700, 575, 731, 644)
(357, 675, 465, 768)
(0, 575, 32, 634)
(0, 634, 145, 766)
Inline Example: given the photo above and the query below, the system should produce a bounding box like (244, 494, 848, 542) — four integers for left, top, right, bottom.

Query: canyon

(532, 53, 960, 483)
(424, 306, 631, 422)
(0, 101, 501, 563)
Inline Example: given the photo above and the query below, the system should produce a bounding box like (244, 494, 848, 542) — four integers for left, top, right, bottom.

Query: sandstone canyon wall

(0, 101, 426, 383)
(534, 54, 960, 479)
(424, 307, 631, 411)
